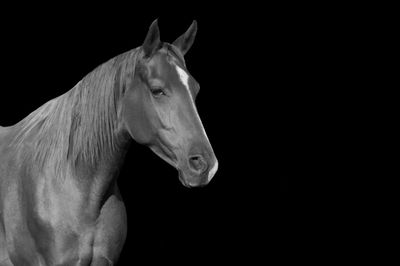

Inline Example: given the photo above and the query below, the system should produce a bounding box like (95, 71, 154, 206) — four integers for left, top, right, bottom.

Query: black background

(0, 4, 351, 264)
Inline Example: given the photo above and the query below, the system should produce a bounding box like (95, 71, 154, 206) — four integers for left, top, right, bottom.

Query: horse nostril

(188, 155, 207, 174)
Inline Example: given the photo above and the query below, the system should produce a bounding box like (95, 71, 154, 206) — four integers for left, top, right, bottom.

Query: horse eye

(150, 87, 166, 97)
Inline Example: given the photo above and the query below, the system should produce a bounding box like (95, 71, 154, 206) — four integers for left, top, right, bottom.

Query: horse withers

(0, 20, 217, 265)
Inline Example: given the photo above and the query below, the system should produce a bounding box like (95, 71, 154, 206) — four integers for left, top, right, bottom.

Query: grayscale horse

(0, 19, 218, 265)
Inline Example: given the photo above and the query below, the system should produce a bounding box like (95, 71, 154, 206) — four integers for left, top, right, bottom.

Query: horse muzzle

(178, 153, 218, 187)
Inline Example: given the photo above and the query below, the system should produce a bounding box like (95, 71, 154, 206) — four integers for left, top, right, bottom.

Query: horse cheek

(123, 89, 156, 144)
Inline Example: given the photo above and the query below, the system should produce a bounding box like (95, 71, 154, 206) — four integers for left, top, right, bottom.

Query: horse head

(121, 20, 218, 187)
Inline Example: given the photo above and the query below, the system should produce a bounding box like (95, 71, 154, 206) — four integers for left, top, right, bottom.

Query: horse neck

(65, 49, 141, 201)
(67, 56, 137, 185)
(72, 130, 131, 197)
(19, 48, 137, 183)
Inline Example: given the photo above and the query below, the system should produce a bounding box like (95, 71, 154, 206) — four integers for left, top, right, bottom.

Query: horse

(0, 19, 218, 265)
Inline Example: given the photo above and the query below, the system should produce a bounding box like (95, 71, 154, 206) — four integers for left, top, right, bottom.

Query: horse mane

(11, 47, 140, 175)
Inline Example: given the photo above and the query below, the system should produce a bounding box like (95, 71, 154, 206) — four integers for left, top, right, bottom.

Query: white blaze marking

(175, 65, 210, 142)
(175, 64, 218, 182)
(175, 65, 190, 93)
(208, 160, 219, 182)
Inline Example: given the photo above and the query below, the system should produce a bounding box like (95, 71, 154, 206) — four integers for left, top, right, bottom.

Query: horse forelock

(141, 43, 185, 67)
(164, 43, 185, 65)
(11, 48, 140, 176)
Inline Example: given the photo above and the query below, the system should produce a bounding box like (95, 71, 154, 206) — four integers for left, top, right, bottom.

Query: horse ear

(173, 20, 197, 56)
(142, 19, 161, 58)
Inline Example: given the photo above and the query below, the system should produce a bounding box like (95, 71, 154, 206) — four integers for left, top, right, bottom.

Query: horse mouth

(177, 167, 208, 188)
(178, 170, 196, 188)
(178, 172, 191, 187)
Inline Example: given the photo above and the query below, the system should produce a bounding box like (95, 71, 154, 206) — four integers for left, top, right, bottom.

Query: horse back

(0, 125, 21, 214)
(0, 126, 12, 179)
(0, 126, 14, 172)
(0, 126, 7, 141)
(0, 126, 11, 147)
